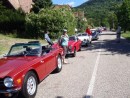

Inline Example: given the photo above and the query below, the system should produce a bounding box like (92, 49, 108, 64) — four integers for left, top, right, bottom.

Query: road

(35, 31, 130, 98)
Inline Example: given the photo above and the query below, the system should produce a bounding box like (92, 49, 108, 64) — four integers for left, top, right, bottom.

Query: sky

(52, 0, 89, 7)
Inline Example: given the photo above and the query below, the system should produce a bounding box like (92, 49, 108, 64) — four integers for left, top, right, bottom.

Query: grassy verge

(122, 31, 130, 40)
(0, 34, 47, 55)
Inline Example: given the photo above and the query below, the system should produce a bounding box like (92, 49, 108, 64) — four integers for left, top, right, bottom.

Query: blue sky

(52, 0, 88, 7)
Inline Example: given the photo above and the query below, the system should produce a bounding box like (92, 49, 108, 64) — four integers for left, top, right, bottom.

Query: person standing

(60, 29, 69, 64)
(116, 26, 121, 43)
(85, 26, 92, 43)
(44, 31, 54, 46)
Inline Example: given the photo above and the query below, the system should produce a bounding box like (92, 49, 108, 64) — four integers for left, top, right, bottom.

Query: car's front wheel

(20, 71, 38, 98)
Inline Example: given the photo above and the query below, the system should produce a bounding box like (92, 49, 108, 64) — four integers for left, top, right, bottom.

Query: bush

(25, 8, 77, 38)
(25, 13, 40, 39)
(0, 2, 25, 34)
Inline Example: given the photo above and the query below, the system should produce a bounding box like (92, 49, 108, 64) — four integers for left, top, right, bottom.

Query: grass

(122, 31, 130, 40)
(0, 34, 47, 55)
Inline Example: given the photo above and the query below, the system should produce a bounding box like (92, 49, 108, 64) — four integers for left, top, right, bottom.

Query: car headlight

(4, 77, 13, 87)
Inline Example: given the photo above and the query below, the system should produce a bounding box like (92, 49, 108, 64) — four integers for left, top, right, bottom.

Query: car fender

(11, 67, 39, 88)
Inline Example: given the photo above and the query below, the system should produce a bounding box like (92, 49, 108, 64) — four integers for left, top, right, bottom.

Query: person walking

(60, 29, 69, 64)
(44, 31, 54, 46)
(116, 26, 121, 43)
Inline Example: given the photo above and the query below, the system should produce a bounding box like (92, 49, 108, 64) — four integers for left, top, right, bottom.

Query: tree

(75, 0, 123, 27)
(32, 0, 52, 13)
(26, 8, 76, 38)
(0, 1, 25, 34)
(25, 13, 40, 39)
(76, 18, 88, 32)
(39, 8, 76, 36)
(107, 12, 118, 30)
(116, 0, 130, 32)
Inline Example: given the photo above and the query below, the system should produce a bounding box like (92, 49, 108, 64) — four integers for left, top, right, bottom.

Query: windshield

(7, 43, 41, 57)
(77, 33, 88, 36)
(82, 33, 87, 36)
(92, 31, 97, 36)
(69, 36, 76, 41)
(77, 34, 81, 36)
(91, 30, 96, 33)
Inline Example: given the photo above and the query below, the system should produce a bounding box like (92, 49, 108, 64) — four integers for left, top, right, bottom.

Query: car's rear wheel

(90, 41, 92, 44)
(86, 43, 88, 47)
(78, 44, 81, 51)
(20, 71, 38, 98)
(85, 40, 89, 47)
(54, 55, 62, 73)
(73, 47, 76, 57)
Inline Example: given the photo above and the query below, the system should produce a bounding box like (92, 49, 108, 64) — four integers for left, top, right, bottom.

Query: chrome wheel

(54, 55, 62, 73)
(57, 56, 62, 69)
(27, 76, 36, 95)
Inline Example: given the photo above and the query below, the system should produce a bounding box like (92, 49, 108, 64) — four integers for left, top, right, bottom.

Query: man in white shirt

(44, 31, 53, 45)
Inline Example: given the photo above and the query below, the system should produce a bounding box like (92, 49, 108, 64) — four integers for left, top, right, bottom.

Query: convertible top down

(0, 41, 63, 98)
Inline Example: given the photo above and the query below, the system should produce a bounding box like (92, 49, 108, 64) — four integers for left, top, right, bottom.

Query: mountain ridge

(75, 0, 123, 26)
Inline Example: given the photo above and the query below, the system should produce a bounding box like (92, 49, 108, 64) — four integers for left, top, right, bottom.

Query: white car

(76, 33, 92, 46)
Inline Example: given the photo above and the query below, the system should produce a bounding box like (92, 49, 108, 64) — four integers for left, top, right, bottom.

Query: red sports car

(0, 41, 63, 98)
(67, 36, 82, 57)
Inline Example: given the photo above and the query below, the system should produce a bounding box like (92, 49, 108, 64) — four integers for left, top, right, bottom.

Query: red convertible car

(0, 41, 63, 98)
(67, 36, 82, 57)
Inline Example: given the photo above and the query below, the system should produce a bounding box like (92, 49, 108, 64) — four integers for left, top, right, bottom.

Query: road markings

(86, 43, 102, 97)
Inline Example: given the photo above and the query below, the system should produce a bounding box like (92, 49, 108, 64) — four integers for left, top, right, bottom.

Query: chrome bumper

(0, 88, 20, 94)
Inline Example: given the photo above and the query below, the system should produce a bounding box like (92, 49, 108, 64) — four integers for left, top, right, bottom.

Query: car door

(36, 49, 57, 80)
(35, 57, 47, 80)
(75, 37, 81, 51)
(44, 49, 57, 75)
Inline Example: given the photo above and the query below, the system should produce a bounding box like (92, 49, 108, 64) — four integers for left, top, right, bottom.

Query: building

(3, 0, 33, 13)
(74, 11, 87, 21)
(74, 11, 84, 18)
(53, 4, 72, 11)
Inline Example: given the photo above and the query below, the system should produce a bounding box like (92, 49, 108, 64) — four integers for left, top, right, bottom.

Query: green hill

(75, 0, 123, 27)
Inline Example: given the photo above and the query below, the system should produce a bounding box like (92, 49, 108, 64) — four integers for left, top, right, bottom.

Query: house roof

(8, 0, 33, 13)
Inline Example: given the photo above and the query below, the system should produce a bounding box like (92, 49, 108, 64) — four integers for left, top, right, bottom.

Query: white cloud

(67, 1, 75, 7)
(83, 0, 88, 1)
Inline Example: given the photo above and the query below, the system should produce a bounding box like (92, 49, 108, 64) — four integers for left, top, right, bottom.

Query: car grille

(0, 78, 6, 90)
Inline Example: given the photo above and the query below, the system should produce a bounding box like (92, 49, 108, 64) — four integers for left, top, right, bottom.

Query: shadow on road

(84, 32, 130, 56)
(83, 95, 93, 98)
(102, 39, 130, 56)
(55, 96, 64, 98)
(55, 95, 93, 98)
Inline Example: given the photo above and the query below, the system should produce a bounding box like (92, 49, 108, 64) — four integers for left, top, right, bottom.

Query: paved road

(35, 31, 130, 98)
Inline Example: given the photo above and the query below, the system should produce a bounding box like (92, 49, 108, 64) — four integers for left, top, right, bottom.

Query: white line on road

(86, 43, 102, 97)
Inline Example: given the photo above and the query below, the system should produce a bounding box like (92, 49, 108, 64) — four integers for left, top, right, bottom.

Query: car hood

(0, 56, 37, 78)
(78, 36, 89, 41)
(68, 41, 75, 46)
